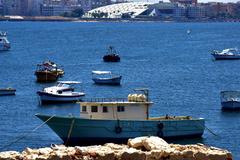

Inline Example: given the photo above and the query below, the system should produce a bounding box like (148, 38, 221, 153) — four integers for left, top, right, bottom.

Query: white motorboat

(211, 48, 240, 60)
(0, 32, 10, 51)
(37, 81, 85, 104)
(220, 91, 240, 111)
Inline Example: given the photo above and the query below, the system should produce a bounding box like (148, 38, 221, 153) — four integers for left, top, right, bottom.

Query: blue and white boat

(92, 71, 122, 85)
(220, 91, 240, 111)
(211, 48, 240, 60)
(0, 88, 16, 96)
(0, 32, 10, 51)
(37, 81, 85, 104)
(36, 89, 205, 145)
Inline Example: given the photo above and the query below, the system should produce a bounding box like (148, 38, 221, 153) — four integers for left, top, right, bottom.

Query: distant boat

(220, 91, 240, 111)
(103, 46, 120, 62)
(211, 48, 240, 60)
(0, 32, 10, 51)
(35, 61, 64, 83)
(37, 81, 85, 104)
(92, 71, 122, 85)
(36, 88, 205, 145)
(42, 60, 64, 77)
(0, 88, 16, 96)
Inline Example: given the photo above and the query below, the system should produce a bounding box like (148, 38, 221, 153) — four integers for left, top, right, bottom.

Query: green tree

(71, 8, 84, 17)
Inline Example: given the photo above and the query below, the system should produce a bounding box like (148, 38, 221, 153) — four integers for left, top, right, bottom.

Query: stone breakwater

(0, 136, 232, 160)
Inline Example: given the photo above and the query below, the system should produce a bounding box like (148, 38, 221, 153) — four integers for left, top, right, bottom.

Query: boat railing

(82, 97, 150, 103)
(83, 98, 128, 102)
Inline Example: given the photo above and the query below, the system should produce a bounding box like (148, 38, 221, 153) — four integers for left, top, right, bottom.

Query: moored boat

(103, 46, 120, 62)
(35, 69, 59, 83)
(36, 89, 205, 145)
(92, 71, 122, 85)
(37, 81, 85, 104)
(211, 48, 240, 60)
(0, 32, 10, 51)
(35, 61, 64, 83)
(220, 91, 240, 111)
(42, 60, 64, 77)
(0, 88, 16, 96)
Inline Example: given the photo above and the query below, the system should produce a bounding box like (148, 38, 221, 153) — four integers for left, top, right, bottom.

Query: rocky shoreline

(0, 136, 232, 160)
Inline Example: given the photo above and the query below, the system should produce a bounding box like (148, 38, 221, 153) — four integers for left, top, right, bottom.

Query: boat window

(82, 106, 87, 112)
(91, 106, 98, 112)
(117, 106, 125, 112)
(102, 106, 108, 113)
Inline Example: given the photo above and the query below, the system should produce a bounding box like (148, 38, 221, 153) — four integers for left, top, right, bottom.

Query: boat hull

(212, 54, 240, 60)
(37, 91, 84, 104)
(103, 55, 120, 62)
(0, 88, 16, 96)
(92, 76, 121, 85)
(0, 42, 10, 51)
(221, 101, 240, 111)
(36, 114, 205, 145)
(35, 71, 59, 83)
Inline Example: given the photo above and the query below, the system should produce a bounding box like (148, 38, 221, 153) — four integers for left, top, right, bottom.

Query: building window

(102, 106, 108, 113)
(91, 106, 98, 112)
(82, 106, 87, 112)
(117, 106, 125, 112)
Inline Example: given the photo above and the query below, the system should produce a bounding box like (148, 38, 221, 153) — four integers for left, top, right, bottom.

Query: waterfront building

(187, 5, 206, 18)
(84, 2, 153, 18)
(149, 2, 186, 18)
(170, 0, 197, 5)
(41, 3, 81, 16)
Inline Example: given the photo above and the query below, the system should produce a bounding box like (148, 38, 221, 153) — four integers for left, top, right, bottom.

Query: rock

(127, 136, 147, 149)
(120, 148, 146, 160)
(0, 136, 233, 160)
(0, 151, 21, 160)
(142, 136, 170, 151)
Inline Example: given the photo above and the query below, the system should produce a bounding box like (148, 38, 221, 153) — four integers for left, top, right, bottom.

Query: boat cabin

(44, 81, 82, 94)
(79, 89, 153, 120)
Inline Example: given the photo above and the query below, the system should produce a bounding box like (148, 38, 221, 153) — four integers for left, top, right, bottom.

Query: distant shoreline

(1, 16, 240, 23)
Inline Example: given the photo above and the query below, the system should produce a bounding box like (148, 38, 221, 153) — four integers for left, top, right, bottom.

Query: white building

(84, 2, 153, 18)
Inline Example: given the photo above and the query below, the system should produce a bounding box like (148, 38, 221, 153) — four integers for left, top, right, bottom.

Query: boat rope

(197, 121, 219, 137)
(205, 125, 219, 137)
(65, 118, 75, 146)
(0, 115, 55, 151)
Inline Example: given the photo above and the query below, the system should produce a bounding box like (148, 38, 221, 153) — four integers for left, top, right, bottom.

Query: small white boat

(211, 48, 240, 60)
(220, 91, 240, 111)
(0, 88, 16, 96)
(37, 81, 85, 104)
(0, 32, 10, 51)
(92, 71, 122, 85)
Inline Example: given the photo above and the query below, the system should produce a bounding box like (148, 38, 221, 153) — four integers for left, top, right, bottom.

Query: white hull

(37, 91, 85, 103)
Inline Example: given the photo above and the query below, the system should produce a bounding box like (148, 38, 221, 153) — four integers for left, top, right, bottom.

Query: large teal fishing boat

(36, 89, 205, 145)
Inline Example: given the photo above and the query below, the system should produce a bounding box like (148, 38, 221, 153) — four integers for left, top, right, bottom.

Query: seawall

(0, 136, 232, 160)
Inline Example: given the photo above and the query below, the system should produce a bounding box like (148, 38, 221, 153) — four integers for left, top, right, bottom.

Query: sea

(0, 21, 239, 159)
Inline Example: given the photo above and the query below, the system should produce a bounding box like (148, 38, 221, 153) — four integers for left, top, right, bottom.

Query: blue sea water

(0, 21, 240, 158)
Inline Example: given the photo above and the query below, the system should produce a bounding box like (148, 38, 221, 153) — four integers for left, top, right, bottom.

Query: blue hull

(36, 114, 205, 145)
(212, 54, 240, 60)
(221, 101, 240, 111)
(92, 76, 121, 85)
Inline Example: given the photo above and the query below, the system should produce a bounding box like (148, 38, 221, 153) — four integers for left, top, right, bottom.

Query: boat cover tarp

(92, 71, 111, 74)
